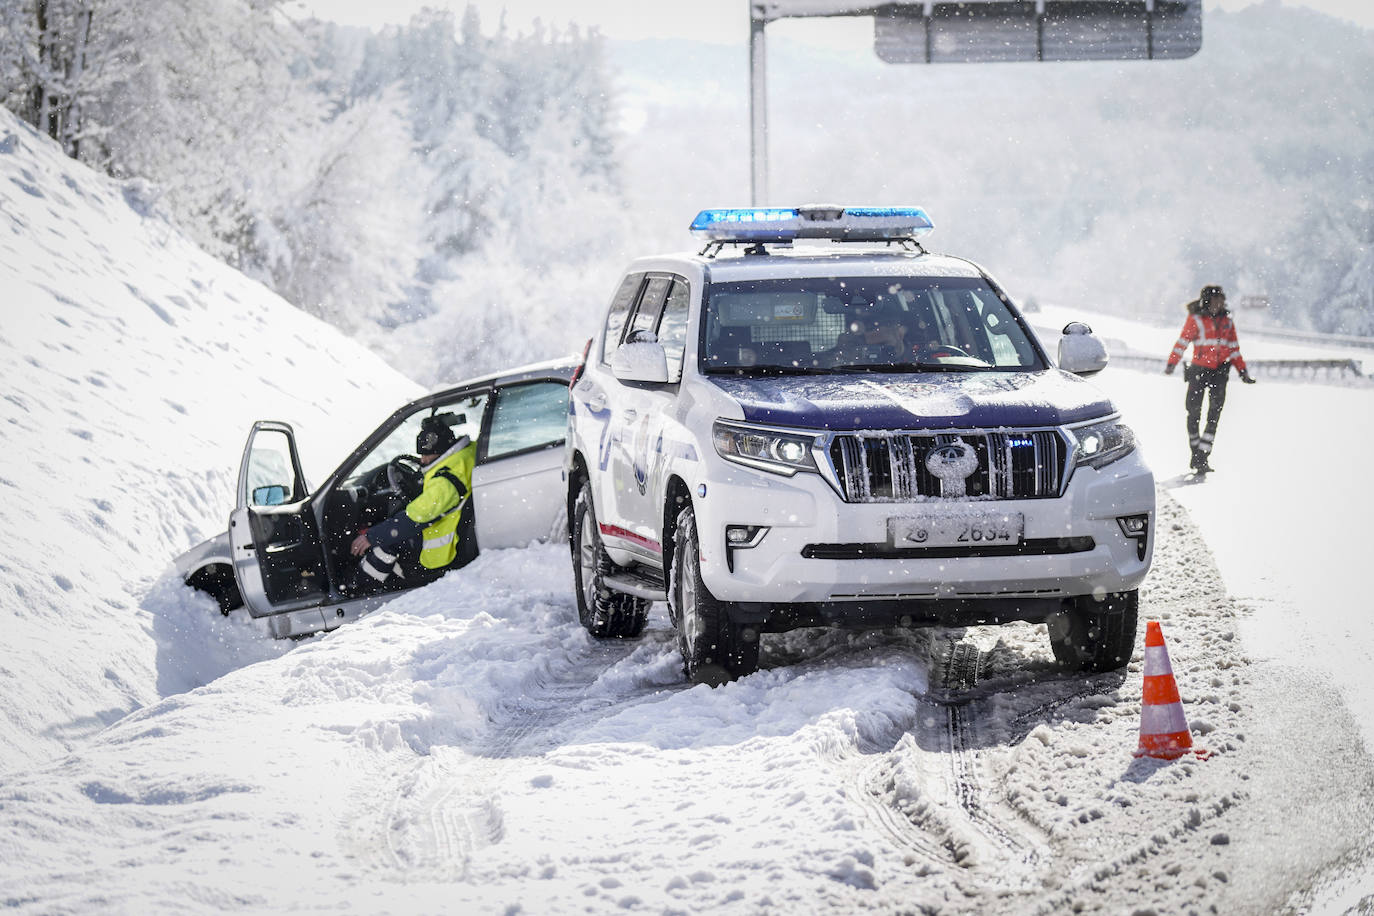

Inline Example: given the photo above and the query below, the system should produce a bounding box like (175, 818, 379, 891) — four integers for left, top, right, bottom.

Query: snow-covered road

(4, 108, 1374, 913)
(3, 492, 1370, 913)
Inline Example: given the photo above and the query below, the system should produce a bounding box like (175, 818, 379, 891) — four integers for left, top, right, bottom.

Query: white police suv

(566, 206, 1154, 682)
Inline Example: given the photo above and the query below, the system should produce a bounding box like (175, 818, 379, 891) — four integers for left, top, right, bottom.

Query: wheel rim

(578, 509, 598, 611)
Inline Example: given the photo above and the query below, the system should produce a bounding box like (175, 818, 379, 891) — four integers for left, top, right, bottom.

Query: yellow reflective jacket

(406, 438, 476, 569)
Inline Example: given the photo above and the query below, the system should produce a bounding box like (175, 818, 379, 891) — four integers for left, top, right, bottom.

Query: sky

(289, 0, 1373, 43)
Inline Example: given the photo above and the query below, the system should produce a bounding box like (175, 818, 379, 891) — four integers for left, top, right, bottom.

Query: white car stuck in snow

(566, 206, 1155, 682)
(177, 359, 575, 637)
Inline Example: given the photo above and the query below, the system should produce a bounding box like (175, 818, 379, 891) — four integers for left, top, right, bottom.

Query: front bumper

(692, 449, 1154, 619)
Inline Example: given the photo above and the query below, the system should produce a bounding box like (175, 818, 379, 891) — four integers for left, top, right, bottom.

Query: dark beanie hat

(416, 416, 458, 455)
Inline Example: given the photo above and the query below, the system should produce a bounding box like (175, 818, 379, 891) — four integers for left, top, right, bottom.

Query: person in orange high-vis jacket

(1164, 285, 1256, 473)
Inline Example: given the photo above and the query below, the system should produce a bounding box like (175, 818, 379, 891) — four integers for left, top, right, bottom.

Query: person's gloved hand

(1164, 363, 1176, 375)
(1240, 370, 1257, 384)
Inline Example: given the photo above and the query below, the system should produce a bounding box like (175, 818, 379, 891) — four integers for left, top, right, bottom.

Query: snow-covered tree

(247, 89, 426, 334)
(0, 0, 136, 160)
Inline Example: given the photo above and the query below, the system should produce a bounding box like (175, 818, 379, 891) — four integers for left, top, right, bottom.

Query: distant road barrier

(1245, 326, 1374, 351)
(1106, 353, 1368, 383)
(1247, 358, 1366, 381)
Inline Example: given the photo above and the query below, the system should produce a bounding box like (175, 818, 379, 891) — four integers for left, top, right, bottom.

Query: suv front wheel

(571, 480, 648, 638)
(1048, 589, 1139, 672)
(670, 505, 760, 683)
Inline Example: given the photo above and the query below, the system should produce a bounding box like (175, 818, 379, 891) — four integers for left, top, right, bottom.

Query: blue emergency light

(689, 205, 935, 243)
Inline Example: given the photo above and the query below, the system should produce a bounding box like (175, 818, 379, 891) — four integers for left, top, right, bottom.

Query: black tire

(570, 480, 648, 639)
(1048, 589, 1139, 672)
(186, 564, 243, 615)
(669, 505, 760, 683)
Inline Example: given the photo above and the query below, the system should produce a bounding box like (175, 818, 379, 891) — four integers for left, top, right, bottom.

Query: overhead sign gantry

(749, 0, 1203, 203)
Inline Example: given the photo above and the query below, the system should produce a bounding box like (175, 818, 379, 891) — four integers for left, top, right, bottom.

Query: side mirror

(1057, 322, 1109, 376)
(610, 340, 669, 384)
(252, 484, 288, 507)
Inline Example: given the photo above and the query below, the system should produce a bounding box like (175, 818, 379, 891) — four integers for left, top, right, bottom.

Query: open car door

(472, 379, 571, 548)
(227, 421, 329, 617)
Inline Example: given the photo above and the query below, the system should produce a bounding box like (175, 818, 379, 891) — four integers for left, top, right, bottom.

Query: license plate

(888, 512, 1024, 548)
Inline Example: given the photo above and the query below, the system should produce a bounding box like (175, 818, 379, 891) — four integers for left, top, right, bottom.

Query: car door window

(602, 273, 645, 363)
(243, 427, 306, 506)
(345, 394, 488, 485)
(486, 382, 569, 459)
(630, 276, 672, 338)
(657, 277, 691, 383)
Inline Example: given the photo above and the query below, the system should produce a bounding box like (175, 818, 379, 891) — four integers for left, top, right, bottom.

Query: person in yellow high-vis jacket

(346, 415, 476, 593)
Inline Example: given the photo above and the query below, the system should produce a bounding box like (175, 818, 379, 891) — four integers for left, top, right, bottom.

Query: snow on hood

(709, 369, 1113, 431)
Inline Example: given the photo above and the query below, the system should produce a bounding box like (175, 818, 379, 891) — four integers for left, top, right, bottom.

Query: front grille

(829, 430, 1067, 502)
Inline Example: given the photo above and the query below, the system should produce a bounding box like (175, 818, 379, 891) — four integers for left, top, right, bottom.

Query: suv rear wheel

(571, 479, 648, 638)
(1048, 589, 1139, 672)
(670, 505, 760, 683)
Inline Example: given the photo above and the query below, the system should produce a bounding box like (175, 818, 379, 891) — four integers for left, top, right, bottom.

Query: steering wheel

(914, 343, 973, 360)
(858, 343, 900, 364)
(385, 454, 423, 501)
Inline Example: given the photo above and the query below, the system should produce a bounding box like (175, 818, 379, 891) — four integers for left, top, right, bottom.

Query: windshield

(700, 276, 1045, 374)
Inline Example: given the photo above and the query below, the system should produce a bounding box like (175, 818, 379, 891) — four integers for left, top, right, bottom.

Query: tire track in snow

(837, 636, 1052, 887)
(932, 639, 1047, 885)
(342, 631, 679, 880)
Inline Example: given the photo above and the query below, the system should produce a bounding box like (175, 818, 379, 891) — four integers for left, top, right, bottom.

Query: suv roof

(625, 246, 988, 284)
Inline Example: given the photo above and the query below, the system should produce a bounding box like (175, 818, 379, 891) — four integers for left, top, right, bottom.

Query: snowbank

(0, 111, 420, 772)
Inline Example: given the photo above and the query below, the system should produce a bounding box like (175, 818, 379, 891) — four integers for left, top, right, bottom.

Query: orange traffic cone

(1135, 621, 1209, 760)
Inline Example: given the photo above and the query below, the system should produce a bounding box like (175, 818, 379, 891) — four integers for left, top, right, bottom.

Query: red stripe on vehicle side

(599, 523, 661, 553)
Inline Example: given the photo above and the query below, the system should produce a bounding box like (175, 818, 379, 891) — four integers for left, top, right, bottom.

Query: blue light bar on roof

(689, 205, 934, 242)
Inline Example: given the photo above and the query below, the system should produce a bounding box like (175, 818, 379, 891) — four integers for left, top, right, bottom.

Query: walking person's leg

(1184, 369, 1206, 469)
(1196, 370, 1229, 470)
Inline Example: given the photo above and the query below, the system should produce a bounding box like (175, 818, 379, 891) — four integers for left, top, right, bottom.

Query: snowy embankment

(3, 113, 1374, 912)
(0, 111, 419, 772)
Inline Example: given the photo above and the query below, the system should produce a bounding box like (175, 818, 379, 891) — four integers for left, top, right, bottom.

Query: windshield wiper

(828, 362, 990, 373)
(704, 365, 834, 376)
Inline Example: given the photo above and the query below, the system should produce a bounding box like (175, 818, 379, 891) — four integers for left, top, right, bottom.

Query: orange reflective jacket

(1166, 312, 1247, 373)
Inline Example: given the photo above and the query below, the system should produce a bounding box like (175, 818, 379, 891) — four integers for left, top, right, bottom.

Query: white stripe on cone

(1144, 645, 1173, 675)
(1140, 702, 1189, 735)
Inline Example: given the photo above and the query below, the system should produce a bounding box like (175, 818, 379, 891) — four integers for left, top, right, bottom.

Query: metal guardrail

(1107, 353, 1369, 383)
(1249, 358, 1366, 379)
(1243, 326, 1374, 351)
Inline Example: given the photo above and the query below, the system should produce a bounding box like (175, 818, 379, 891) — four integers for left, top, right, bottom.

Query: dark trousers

(358, 536, 418, 587)
(1184, 364, 1229, 461)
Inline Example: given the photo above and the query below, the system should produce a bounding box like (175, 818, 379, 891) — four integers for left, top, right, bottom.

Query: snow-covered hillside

(0, 110, 420, 772)
(3, 109, 1374, 913)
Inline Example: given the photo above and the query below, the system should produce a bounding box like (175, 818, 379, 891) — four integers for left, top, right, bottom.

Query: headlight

(712, 420, 819, 476)
(1071, 418, 1136, 469)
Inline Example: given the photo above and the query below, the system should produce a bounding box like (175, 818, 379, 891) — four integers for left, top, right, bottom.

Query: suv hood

(709, 370, 1112, 430)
